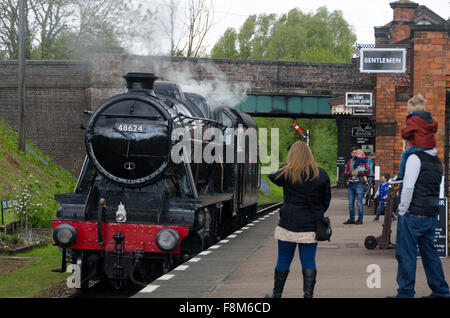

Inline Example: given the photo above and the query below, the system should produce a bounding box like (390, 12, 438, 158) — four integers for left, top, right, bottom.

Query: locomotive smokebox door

(85, 73, 173, 187)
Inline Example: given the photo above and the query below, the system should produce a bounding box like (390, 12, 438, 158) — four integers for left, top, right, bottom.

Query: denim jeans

(347, 183, 365, 221)
(275, 240, 318, 271)
(395, 213, 450, 298)
(375, 201, 385, 218)
(397, 146, 429, 179)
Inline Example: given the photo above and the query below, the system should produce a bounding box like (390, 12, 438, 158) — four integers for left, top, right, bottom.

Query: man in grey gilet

(390, 148, 450, 298)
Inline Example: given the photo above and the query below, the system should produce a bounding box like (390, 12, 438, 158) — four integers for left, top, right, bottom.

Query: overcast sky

(205, 0, 449, 47)
(147, 0, 449, 54)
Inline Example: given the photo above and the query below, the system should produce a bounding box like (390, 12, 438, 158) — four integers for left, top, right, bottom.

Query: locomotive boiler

(52, 73, 259, 289)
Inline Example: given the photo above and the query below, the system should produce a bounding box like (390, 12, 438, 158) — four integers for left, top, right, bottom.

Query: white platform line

(242, 227, 250, 230)
(227, 234, 237, 239)
(247, 223, 255, 226)
(209, 245, 221, 249)
(188, 257, 202, 262)
(219, 239, 230, 244)
(174, 265, 189, 271)
(141, 285, 160, 293)
(234, 230, 243, 234)
(157, 274, 174, 281)
(199, 250, 212, 256)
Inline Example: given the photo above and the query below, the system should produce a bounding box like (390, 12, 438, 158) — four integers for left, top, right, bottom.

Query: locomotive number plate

(114, 123, 147, 133)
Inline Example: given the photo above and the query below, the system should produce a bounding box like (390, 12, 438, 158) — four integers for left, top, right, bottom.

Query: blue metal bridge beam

(234, 95, 333, 118)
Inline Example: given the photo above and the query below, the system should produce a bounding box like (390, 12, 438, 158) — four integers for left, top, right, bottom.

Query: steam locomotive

(52, 73, 259, 289)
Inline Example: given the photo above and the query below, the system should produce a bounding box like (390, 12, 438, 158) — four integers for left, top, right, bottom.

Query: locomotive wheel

(364, 236, 378, 250)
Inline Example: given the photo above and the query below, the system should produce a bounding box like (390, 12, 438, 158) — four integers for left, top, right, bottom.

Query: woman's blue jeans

(348, 183, 365, 221)
(395, 213, 450, 298)
(275, 240, 318, 271)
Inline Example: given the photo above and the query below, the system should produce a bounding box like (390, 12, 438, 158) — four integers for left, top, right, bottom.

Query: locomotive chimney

(123, 72, 159, 95)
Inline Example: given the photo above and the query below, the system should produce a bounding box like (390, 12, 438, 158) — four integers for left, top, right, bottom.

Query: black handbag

(302, 183, 332, 242)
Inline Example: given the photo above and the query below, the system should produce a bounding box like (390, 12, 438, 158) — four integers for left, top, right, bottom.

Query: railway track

(67, 202, 282, 298)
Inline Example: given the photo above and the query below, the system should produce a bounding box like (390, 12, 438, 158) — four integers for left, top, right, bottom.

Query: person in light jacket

(265, 141, 331, 298)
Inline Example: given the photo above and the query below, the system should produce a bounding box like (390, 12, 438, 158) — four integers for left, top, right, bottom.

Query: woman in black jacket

(266, 141, 331, 298)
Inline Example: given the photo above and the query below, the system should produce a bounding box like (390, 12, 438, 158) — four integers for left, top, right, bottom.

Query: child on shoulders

(392, 93, 438, 182)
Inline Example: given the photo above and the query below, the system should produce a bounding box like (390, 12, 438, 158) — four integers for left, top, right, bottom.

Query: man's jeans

(395, 213, 450, 298)
(347, 183, 365, 221)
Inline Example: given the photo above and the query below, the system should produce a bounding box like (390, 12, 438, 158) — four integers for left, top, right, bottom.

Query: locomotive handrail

(173, 113, 226, 129)
(101, 113, 164, 120)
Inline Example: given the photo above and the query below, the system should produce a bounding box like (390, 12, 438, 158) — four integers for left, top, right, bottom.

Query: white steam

(154, 61, 250, 108)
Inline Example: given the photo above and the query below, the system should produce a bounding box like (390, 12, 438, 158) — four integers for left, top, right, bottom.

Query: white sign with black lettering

(417, 198, 448, 258)
(360, 48, 406, 73)
(435, 198, 448, 258)
(346, 92, 372, 107)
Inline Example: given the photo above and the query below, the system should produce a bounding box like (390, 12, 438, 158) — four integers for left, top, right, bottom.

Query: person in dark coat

(265, 141, 331, 298)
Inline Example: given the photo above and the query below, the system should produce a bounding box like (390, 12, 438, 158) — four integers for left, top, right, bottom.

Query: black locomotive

(52, 73, 259, 289)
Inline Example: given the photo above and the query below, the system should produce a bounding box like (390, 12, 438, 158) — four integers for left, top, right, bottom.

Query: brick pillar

(84, 46, 126, 111)
(374, 1, 419, 178)
(390, 1, 418, 43)
(376, 76, 394, 176)
(412, 28, 449, 166)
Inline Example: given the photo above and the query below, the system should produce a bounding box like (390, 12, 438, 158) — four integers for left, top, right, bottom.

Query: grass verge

(0, 245, 69, 298)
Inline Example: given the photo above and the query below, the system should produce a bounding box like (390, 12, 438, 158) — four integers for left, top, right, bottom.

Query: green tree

(237, 14, 256, 59)
(30, 0, 72, 60)
(210, 27, 238, 59)
(212, 6, 356, 63)
(0, 0, 34, 59)
(0, 0, 157, 60)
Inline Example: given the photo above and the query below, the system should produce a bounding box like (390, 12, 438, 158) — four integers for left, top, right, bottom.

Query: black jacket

(268, 167, 331, 232)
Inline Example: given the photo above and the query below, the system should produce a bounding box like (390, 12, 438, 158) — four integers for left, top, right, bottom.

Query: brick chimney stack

(390, 0, 419, 42)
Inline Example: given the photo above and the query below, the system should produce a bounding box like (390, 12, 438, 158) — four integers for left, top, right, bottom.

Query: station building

(330, 0, 449, 195)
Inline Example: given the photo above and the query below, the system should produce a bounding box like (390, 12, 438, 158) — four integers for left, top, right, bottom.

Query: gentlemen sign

(360, 48, 406, 73)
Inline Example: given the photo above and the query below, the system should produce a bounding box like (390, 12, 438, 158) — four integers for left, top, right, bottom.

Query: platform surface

(134, 188, 450, 298)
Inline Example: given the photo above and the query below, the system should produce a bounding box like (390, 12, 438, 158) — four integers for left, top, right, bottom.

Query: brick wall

(121, 55, 375, 97)
(390, 1, 417, 43)
(413, 29, 448, 165)
(0, 61, 88, 173)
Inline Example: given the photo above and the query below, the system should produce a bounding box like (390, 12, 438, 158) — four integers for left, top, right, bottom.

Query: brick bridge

(0, 48, 375, 174)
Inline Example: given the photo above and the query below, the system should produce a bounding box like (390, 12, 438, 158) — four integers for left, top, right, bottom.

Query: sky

(146, 0, 449, 54)
(206, 0, 449, 47)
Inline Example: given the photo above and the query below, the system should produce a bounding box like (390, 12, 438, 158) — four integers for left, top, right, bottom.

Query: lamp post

(18, 0, 26, 153)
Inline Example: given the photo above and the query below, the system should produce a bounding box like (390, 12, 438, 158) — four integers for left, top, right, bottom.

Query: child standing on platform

(392, 94, 438, 182)
(373, 173, 396, 221)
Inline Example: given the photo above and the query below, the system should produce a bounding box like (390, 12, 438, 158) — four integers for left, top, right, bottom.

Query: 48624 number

(115, 123, 146, 133)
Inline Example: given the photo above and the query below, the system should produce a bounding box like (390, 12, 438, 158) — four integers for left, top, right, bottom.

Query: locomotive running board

(196, 193, 233, 207)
